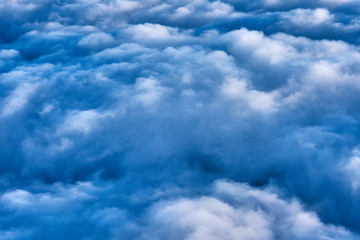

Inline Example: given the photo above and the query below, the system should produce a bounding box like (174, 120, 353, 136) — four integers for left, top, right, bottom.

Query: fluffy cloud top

(1, 0, 360, 239)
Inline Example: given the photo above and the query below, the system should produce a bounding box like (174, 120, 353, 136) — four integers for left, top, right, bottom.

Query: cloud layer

(1, 0, 360, 239)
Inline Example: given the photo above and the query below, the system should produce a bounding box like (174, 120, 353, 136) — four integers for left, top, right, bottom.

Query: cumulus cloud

(78, 32, 115, 50)
(0, 179, 355, 240)
(146, 180, 355, 240)
(1, 0, 360, 239)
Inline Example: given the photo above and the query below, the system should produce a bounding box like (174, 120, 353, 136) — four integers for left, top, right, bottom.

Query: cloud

(1, 82, 40, 118)
(78, 32, 115, 50)
(0, 179, 355, 240)
(146, 180, 355, 240)
(283, 8, 334, 25)
(1, 0, 360, 239)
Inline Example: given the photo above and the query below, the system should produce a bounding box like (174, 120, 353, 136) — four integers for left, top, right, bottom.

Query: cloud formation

(1, 0, 360, 239)
(147, 180, 355, 240)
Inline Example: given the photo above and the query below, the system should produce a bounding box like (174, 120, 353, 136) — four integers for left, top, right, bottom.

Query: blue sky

(1, 0, 360, 239)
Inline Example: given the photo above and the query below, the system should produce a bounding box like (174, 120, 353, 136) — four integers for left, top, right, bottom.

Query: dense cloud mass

(1, 0, 360, 239)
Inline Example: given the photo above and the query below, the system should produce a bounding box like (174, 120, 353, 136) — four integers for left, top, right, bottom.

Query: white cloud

(1, 83, 39, 118)
(57, 109, 109, 135)
(133, 77, 168, 108)
(78, 32, 115, 49)
(1, 0, 360, 238)
(283, 8, 334, 25)
(1, 182, 96, 211)
(147, 180, 356, 240)
(124, 23, 191, 46)
(221, 78, 278, 113)
(226, 28, 296, 65)
(343, 148, 360, 190)
(112, 0, 142, 12)
(0, 49, 19, 60)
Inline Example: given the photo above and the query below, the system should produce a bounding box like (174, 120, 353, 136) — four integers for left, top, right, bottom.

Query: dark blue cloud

(1, 0, 360, 239)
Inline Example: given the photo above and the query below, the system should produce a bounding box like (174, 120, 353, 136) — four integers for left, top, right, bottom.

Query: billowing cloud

(146, 180, 355, 240)
(1, 0, 360, 239)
